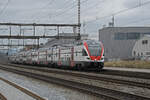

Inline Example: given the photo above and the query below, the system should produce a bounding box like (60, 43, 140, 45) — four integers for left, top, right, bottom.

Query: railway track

(0, 93, 7, 100)
(3, 63, 150, 89)
(0, 63, 150, 100)
(4, 63, 150, 79)
(99, 69, 150, 79)
(0, 76, 45, 100)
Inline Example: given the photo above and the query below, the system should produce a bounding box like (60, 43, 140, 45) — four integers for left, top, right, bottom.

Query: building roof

(99, 27, 150, 31)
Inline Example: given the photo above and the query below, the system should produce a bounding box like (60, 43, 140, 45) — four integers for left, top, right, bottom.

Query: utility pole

(109, 15, 115, 27)
(8, 26, 11, 49)
(22, 29, 25, 47)
(33, 25, 36, 47)
(18, 25, 21, 46)
(57, 26, 59, 39)
(0, 28, 8, 47)
(77, 0, 81, 40)
(21, 28, 33, 47)
(112, 15, 115, 27)
(83, 21, 86, 34)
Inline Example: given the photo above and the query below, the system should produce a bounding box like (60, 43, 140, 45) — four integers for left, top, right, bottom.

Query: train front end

(83, 40, 104, 69)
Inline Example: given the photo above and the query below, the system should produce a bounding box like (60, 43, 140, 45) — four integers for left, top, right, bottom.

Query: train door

(58, 48, 61, 66)
(70, 47, 74, 67)
(45, 50, 48, 65)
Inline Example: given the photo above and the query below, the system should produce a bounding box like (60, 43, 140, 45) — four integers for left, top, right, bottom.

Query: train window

(82, 49, 88, 56)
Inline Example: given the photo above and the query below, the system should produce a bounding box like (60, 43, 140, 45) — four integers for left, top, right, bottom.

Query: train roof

(40, 39, 101, 49)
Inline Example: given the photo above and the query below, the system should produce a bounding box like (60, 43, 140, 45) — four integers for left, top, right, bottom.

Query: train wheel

(74, 64, 78, 70)
(53, 63, 57, 68)
(98, 63, 104, 71)
(77, 64, 83, 71)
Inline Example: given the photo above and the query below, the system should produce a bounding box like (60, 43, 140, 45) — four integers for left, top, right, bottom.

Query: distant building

(132, 35, 150, 60)
(7, 48, 20, 56)
(99, 27, 150, 61)
(0, 46, 8, 54)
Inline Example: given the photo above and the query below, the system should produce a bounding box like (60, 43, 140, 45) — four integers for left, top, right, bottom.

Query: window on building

(114, 32, 140, 40)
(146, 52, 150, 55)
(142, 40, 148, 45)
(127, 33, 140, 39)
(144, 33, 150, 35)
(114, 33, 126, 40)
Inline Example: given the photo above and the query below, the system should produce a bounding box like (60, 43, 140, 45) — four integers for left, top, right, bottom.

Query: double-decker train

(9, 39, 104, 70)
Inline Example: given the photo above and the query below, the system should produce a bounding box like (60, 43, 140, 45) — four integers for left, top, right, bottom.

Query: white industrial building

(132, 35, 150, 60)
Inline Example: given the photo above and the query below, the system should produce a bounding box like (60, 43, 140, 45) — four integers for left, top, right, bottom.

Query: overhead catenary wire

(0, 0, 10, 16)
(40, 0, 55, 9)
(81, 0, 106, 14)
(123, 17, 150, 26)
(29, 0, 56, 20)
(51, 1, 77, 18)
(64, 0, 107, 22)
(1, 0, 149, 27)
(85, 0, 150, 23)
(37, 0, 76, 20)
(52, 0, 89, 18)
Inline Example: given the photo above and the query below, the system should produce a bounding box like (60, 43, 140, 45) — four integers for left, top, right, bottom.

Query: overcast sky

(0, 0, 150, 40)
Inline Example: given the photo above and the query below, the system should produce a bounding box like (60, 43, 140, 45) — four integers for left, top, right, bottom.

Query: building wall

(99, 27, 150, 60)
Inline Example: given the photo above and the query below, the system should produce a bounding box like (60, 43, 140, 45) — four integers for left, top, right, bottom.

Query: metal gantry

(0, 23, 79, 48)
(77, 0, 81, 40)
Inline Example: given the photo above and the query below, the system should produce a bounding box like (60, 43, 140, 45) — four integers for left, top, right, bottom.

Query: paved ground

(104, 67, 150, 73)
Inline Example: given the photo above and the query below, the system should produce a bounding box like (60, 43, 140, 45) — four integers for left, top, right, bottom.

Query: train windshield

(86, 40, 102, 56)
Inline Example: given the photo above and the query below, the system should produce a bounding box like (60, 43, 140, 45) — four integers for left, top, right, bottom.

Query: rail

(0, 64, 150, 100)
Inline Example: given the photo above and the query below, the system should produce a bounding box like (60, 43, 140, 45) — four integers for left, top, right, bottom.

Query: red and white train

(9, 40, 104, 70)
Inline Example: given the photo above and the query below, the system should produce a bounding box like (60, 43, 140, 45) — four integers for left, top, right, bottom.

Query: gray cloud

(0, 0, 150, 40)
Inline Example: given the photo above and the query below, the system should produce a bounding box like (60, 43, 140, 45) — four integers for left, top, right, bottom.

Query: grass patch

(105, 60, 150, 69)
